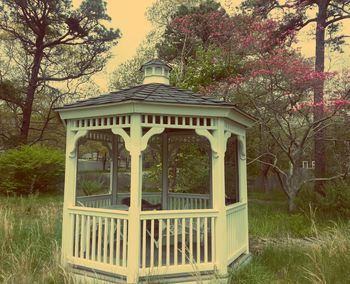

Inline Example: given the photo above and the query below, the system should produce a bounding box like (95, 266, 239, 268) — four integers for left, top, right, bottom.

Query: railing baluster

(211, 217, 215, 262)
(142, 220, 146, 268)
(122, 219, 127, 267)
(150, 219, 154, 268)
(174, 218, 178, 265)
(92, 216, 96, 261)
(86, 216, 91, 260)
(80, 215, 85, 258)
(189, 218, 193, 263)
(158, 219, 163, 266)
(109, 218, 114, 265)
(204, 217, 208, 263)
(97, 217, 102, 262)
(197, 217, 200, 263)
(116, 219, 120, 266)
(166, 219, 170, 267)
(74, 214, 80, 257)
(103, 217, 108, 263)
(182, 218, 186, 264)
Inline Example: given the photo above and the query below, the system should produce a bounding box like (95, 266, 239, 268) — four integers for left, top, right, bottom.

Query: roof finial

(154, 49, 158, 59)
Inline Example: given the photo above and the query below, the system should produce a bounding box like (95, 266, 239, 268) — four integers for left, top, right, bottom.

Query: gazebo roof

(57, 83, 237, 110)
(140, 59, 172, 71)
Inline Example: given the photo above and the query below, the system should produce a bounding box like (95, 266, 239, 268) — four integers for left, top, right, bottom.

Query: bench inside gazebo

(57, 59, 255, 283)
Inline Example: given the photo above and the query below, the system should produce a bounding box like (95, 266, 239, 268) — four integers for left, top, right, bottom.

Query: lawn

(0, 192, 349, 283)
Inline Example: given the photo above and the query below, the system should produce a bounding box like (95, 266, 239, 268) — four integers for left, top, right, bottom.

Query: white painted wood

(116, 219, 120, 266)
(211, 118, 229, 276)
(126, 114, 142, 283)
(109, 218, 114, 265)
(142, 220, 146, 268)
(182, 218, 186, 265)
(77, 194, 112, 208)
(158, 220, 163, 266)
(174, 218, 178, 265)
(111, 135, 118, 205)
(161, 132, 169, 210)
(122, 220, 127, 267)
(226, 203, 248, 262)
(61, 121, 80, 266)
(197, 217, 200, 264)
(92, 216, 96, 261)
(166, 219, 170, 267)
(238, 135, 249, 255)
(58, 79, 252, 281)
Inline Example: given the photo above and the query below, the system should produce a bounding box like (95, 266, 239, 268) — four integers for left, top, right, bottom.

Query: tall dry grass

(0, 194, 74, 284)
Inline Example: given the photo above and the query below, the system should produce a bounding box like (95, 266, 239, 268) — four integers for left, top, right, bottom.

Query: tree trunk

(288, 191, 297, 212)
(20, 40, 44, 144)
(313, 1, 327, 195)
(261, 163, 271, 193)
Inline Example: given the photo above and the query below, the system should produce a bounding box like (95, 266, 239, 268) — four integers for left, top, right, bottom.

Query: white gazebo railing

(67, 207, 129, 276)
(226, 202, 249, 264)
(168, 193, 210, 210)
(76, 194, 112, 208)
(139, 209, 217, 276)
(76, 192, 210, 210)
(65, 206, 218, 279)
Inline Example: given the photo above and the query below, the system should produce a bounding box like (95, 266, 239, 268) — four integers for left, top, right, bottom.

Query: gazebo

(57, 59, 255, 283)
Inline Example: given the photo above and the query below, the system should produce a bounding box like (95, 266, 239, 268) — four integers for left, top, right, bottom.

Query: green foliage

(77, 172, 108, 196)
(0, 145, 64, 195)
(78, 179, 105, 196)
(248, 191, 312, 238)
(0, 195, 73, 283)
(172, 46, 238, 91)
(297, 184, 350, 218)
(169, 142, 210, 194)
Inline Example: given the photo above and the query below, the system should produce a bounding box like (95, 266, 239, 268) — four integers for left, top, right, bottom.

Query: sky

(72, 0, 350, 92)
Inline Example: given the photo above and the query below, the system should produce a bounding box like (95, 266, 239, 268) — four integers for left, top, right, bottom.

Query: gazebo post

(209, 148, 213, 208)
(211, 119, 228, 276)
(238, 135, 249, 254)
(61, 121, 83, 265)
(110, 135, 118, 205)
(161, 132, 169, 210)
(126, 114, 142, 283)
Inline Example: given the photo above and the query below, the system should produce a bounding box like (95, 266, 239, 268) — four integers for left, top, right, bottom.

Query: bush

(0, 145, 65, 195)
(77, 173, 108, 196)
(297, 184, 350, 218)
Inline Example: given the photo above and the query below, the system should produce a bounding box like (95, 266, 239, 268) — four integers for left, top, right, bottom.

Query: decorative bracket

(68, 130, 88, 158)
(112, 127, 131, 151)
(195, 129, 231, 159)
(112, 126, 165, 154)
(238, 135, 246, 160)
(141, 127, 165, 152)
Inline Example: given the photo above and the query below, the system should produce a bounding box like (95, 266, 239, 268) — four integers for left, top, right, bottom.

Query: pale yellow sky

(73, 0, 350, 91)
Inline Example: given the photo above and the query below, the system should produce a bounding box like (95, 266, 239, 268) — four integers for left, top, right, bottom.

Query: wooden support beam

(161, 132, 169, 210)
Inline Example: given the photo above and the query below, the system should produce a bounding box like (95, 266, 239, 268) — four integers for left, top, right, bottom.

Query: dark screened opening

(168, 132, 210, 197)
(225, 135, 239, 205)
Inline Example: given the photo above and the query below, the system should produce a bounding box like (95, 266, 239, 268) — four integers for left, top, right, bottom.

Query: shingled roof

(140, 59, 172, 71)
(58, 83, 236, 110)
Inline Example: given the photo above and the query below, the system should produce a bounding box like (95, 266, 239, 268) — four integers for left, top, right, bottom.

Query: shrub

(297, 184, 350, 218)
(0, 145, 65, 195)
(77, 172, 109, 195)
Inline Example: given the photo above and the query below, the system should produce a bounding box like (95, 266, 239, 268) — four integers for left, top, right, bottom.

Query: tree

(240, 0, 350, 194)
(157, 7, 350, 210)
(109, 0, 205, 90)
(0, 0, 120, 144)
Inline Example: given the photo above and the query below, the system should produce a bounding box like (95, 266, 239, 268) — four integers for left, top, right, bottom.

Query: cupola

(140, 59, 172, 85)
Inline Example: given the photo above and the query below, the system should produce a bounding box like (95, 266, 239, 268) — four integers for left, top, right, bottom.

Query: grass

(1, 191, 349, 283)
(229, 190, 350, 283)
(0, 194, 74, 284)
